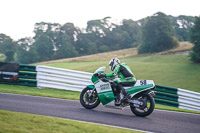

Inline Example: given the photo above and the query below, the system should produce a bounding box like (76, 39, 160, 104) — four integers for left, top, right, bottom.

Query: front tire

(80, 87, 100, 109)
(130, 92, 155, 117)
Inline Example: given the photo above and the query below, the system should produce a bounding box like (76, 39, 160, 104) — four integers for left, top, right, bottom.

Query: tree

(190, 16, 200, 63)
(60, 23, 80, 41)
(138, 12, 178, 53)
(76, 33, 97, 55)
(111, 26, 135, 49)
(16, 37, 38, 64)
(86, 19, 107, 50)
(54, 23, 79, 59)
(54, 33, 78, 59)
(0, 34, 16, 62)
(34, 22, 79, 60)
(169, 15, 195, 41)
(32, 33, 54, 62)
(121, 19, 142, 47)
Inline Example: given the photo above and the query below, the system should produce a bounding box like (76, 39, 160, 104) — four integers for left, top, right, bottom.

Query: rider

(106, 58, 136, 105)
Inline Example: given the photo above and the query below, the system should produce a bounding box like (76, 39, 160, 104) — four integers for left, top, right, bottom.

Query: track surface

(0, 93, 200, 133)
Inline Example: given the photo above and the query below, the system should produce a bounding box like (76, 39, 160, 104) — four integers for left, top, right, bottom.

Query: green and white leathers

(80, 66, 156, 117)
(106, 63, 136, 83)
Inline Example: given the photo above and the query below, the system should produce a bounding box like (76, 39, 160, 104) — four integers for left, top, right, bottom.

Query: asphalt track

(0, 93, 200, 133)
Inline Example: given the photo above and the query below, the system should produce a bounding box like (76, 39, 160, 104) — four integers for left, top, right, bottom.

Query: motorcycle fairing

(95, 80, 155, 106)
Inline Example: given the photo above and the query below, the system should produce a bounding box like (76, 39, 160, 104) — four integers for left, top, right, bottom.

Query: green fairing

(98, 90, 115, 105)
(126, 84, 154, 94)
(98, 84, 154, 105)
(91, 70, 105, 84)
(87, 85, 95, 89)
(91, 75, 99, 84)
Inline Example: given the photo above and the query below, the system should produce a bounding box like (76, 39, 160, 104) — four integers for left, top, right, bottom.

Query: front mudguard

(86, 85, 95, 90)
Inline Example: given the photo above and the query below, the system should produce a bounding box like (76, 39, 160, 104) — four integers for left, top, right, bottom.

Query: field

(37, 54, 200, 93)
(0, 110, 140, 133)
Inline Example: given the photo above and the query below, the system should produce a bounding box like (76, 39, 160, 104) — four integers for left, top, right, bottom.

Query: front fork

(88, 89, 96, 97)
(86, 88, 98, 103)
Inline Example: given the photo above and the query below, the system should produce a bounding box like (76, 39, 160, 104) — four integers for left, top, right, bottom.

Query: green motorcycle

(80, 66, 156, 117)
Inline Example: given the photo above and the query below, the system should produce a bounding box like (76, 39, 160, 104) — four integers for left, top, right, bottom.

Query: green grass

(0, 84, 80, 100)
(42, 54, 200, 92)
(123, 55, 200, 92)
(155, 104, 200, 114)
(0, 84, 199, 114)
(0, 110, 140, 133)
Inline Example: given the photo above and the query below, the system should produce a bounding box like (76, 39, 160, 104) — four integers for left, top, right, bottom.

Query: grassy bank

(39, 54, 200, 92)
(0, 110, 140, 133)
(35, 42, 193, 64)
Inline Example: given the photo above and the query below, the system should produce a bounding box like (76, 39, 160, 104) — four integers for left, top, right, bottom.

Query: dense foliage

(190, 16, 200, 63)
(138, 12, 178, 53)
(0, 12, 196, 63)
(169, 15, 195, 41)
(0, 34, 16, 62)
(1, 18, 142, 63)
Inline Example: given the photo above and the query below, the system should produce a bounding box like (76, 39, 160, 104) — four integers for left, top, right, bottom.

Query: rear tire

(80, 87, 100, 109)
(130, 93, 155, 117)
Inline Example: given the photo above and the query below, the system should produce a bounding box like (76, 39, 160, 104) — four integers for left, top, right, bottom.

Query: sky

(0, 0, 200, 41)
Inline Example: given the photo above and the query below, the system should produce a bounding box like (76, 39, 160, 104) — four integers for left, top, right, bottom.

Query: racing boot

(115, 94, 121, 106)
(121, 88, 131, 101)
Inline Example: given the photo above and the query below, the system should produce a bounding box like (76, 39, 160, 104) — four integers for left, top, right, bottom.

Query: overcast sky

(0, 0, 199, 40)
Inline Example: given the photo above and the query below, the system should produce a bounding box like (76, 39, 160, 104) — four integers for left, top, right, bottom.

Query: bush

(190, 16, 200, 63)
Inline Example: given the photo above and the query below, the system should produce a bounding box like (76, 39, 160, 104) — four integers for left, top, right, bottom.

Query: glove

(94, 73, 99, 77)
(94, 73, 106, 78)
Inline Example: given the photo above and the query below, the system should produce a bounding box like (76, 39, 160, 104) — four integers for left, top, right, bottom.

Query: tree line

(0, 12, 199, 64)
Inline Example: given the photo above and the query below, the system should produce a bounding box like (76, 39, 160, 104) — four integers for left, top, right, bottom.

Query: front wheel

(80, 87, 100, 109)
(130, 92, 155, 117)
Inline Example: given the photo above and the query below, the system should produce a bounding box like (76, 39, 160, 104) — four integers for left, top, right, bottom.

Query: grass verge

(0, 84, 80, 100)
(0, 84, 199, 114)
(0, 110, 141, 133)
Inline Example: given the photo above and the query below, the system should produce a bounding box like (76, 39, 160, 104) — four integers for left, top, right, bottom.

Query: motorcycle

(80, 66, 156, 117)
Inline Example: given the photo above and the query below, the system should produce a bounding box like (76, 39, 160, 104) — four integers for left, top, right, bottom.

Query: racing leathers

(105, 63, 136, 105)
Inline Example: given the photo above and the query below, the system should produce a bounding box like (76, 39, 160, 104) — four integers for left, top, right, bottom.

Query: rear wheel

(80, 87, 100, 109)
(130, 93, 155, 117)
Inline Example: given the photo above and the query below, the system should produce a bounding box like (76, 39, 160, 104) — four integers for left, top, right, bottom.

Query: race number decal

(140, 80, 147, 85)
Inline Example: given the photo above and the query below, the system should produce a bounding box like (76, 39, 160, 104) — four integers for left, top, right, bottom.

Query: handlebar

(94, 73, 113, 83)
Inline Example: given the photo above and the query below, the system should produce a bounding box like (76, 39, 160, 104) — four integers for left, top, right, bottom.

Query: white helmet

(109, 58, 120, 71)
